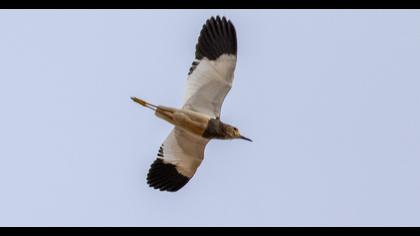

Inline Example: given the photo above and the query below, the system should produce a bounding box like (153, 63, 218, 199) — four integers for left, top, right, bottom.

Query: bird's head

(223, 124, 252, 142)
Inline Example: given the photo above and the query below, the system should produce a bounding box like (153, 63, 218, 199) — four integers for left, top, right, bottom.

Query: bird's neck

(202, 118, 229, 139)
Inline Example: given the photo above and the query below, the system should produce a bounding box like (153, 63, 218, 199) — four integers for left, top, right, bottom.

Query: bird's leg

(155, 106, 178, 126)
(131, 96, 180, 127)
(131, 97, 157, 111)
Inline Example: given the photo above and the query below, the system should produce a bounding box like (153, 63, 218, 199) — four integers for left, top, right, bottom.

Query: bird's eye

(234, 128, 238, 131)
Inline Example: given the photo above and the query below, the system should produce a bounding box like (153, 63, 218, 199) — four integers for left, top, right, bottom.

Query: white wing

(183, 16, 237, 119)
(147, 127, 209, 192)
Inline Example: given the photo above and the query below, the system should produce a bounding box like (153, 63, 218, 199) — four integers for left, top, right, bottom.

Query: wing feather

(183, 16, 237, 118)
(147, 128, 209, 192)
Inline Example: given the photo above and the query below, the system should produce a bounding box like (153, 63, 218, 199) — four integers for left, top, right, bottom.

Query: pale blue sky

(0, 10, 419, 226)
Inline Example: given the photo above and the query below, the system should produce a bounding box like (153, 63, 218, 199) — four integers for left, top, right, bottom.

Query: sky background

(0, 10, 419, 226)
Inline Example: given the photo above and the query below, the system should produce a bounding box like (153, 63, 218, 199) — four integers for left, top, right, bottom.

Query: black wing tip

(147, 158, 190, 192)
(195, 15, 237, 61)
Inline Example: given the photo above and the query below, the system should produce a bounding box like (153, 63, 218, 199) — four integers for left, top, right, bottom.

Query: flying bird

(131, 16, 251, 192)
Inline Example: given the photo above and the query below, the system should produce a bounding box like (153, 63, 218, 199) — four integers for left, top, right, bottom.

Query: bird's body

(155, 105, 211, 138)
(132, 16, 251, 192)
(132, 97, 246, 140)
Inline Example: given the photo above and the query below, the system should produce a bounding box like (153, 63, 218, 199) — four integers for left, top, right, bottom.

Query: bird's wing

(183, 16, 237, 119)
(147, 127, 210, 192)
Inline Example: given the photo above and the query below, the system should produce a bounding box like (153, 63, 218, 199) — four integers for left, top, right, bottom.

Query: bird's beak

(240, 135, 253, 142)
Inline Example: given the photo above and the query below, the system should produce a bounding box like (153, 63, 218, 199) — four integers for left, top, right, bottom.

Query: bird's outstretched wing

(183, 16, 237, 119)
(147, 127, 209, 192)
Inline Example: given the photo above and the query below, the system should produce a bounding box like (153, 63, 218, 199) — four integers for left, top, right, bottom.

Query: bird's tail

(131, 97, 158, 111)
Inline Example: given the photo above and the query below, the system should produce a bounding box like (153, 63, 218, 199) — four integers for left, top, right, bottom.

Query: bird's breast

(202, 118, 225, 139)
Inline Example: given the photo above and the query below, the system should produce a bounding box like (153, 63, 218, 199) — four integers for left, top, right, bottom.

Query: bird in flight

(131, 16, 251, 192)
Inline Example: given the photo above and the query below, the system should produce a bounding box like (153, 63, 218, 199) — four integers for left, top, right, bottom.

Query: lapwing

(132, 16, 251, 192)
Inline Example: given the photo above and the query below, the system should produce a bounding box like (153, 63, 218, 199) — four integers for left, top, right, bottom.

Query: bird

(131, 16, 251, 192)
